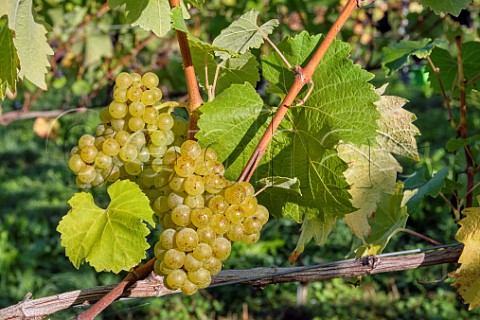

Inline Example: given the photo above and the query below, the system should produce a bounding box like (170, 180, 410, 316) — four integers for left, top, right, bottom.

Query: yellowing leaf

(450, 197, 480, 310)
(0, 0, 54, 90)
(57, 180, 155, 273)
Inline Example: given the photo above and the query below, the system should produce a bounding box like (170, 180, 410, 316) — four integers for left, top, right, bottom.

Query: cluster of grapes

(67, 72, 270, 296)
(68, 72, 187, 189)
(153, 140, 269, 295)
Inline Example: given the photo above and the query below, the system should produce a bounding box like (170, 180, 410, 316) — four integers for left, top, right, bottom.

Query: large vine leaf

(450, 196, 480, 310)
(0, 15, 18, 99)
(196, 83, 272, 180)
(0, 0, 54, 90)
(108, 0, 171, 37)
(426, 42, 480, 96)
(57, 180, 155, 273)
(404, 166, 449, 212)
(382, 39, 445, 75)
(339, 86, 418, 242)
(421, 0, 472, 16)
(212, 9, 279, 60)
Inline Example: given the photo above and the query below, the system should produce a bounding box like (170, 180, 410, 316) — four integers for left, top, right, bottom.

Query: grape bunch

(68, 72, 187, 189)
(153, 140, 269, 295)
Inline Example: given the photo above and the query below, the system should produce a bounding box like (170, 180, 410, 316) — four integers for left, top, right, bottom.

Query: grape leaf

(262, 31, 379, 148)
(450, 197, 480, 310)
(421, 0, 472, 16)
(84, 29, 113, 66)
(356, 185, 408, 256)
(257, 176, 302, 196)
(339, 87, 418, 241)
(446, 134, 480, 152)
(196, 83, 272, 180)
(212, 9, 279, 60)
(57, 180, 155, 273)
(404, 167, 449, 212)
(426, 42, 480, 95)
(185, 0, 205, 9)
(382, 39, 444, 75)
(0, 15, 18, 99)
(0, 0, 54, 90)
(108, 0, 171, 37)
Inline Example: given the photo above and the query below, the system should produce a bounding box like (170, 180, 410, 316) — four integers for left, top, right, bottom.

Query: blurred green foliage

(2, 0, 480, 318)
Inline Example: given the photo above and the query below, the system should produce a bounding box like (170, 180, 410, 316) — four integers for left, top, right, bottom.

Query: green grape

(142, 72, 159, 89)
(139, 171, 155, 187)
(149, 144, 167, 158)
(171, 204, 191, 227)
(184, 175, 205, 196)
(164, 248, 186, 269)
(202, 256, 222, 275)
(77, 165, 96, 184)
(210, 214, 230, 235)
(196, 226, 215, 245)
(70, 146, 80, 156)
(207, 195, 229, 214)
(172, 118, 188, 136)
(191, 207, 212, 229)
(240, 196, 258, 215)
(243, 216, 262, 234)
(176, 228, 198, 252)
(103, 165, 120, 182)
(200, 147, 218, 161)
(111, 156, 123, 167)
(95, 124, 106, 137)
(114, 131, 130, 146)
(94, 136, 105, 150)
(180, 140, 202, 160)
(211, 160, 225, 175)
(166, 130, 175, 145)
(99, 107, 112, 124)
(150, 130, 168, 146)
(154, 242, 166, 259)
(174, 156, 196, 177)
(151, 87, 163, 102)
(141, 90, 157, 106)
(119, 144, 138, 162)
(169, 175, 185, 192)
(184, 195, 204, 209)
(238, 181, 255, 197)
(166, 269, 187, 289)
(184, 253, 202, 272)
(115, 72, 133, 89)
(129, 132, 146, 148)
(204, 175, 225, 194)
(159, 229, 176, 249)
(104, 127, 115, 139)
(163, 148, 180, 165)
(110, 119, 126, 132)
(78, 134, 95, 149)
(94, 152, 112, 169)
(158, 261, 175, 276)
(142, 106, 157, 124)
(192, 243, 212, 261)
(255, 205, 269, 225)
(75, 176, 91, 189)
(102, 138, 120, 156)
(162, 214, 177, 229)
(188, 268, 211, 289)
(130, 72, 142, 85)
(129, 101, 146, 117)
(124, 160, 142, 175)
(225, 205, 245, 224)
(195, 158, 215, 176)
(128, 117, 145, 132)
(151, 158, 165, 172)
(69, 154, 86, 173)
(180, 279, 198, 296)
(167, 192, 185, 209)
(79, 146, 97, 164)
(113, 87, 128, 103)
(154, 196, 170, 213)
(212, 237, 231, 261)
(154, 171, 172, 189)
(109, 101, 128, 119)
(127, 85, 143, 102)
(226, 223, 245, 242)
(243, 232, 260, 244)
(157, 113, 174, 131)
(224, 183, 247, 205)
(138, 148, 151, 163)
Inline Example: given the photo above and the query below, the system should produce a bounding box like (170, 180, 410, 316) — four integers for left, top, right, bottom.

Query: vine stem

(455, 36, 474, 208)
(75, 258, 156, 320)
(238, 0, 361, 182)
(168, 0, 203, 117)
(399, 228, 443, 246)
